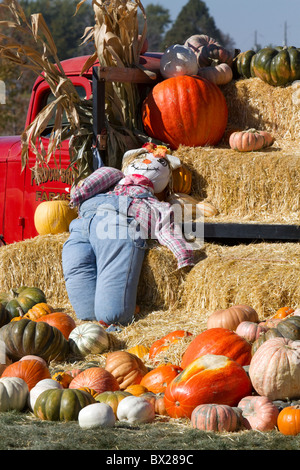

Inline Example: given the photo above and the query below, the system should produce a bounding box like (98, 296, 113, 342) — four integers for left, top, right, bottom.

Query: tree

(162, 0, 235, 50)
(20, 0, 95, 59)
(0, 0, 95, 135)
(138, 4, 171, 52)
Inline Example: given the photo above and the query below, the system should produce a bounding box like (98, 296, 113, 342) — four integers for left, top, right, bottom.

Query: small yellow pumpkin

(124, 384, 149, 396)
(34, 200, 78, 235)
(127, 345, 149, 360)
(52, 371, 73, 389)
(171, 165, 192, 194)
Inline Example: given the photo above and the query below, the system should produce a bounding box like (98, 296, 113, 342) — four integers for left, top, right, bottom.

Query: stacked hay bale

(1, 76, 300, 361)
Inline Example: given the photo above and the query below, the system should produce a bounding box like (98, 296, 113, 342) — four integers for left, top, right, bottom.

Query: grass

(1, 410, 300, 451)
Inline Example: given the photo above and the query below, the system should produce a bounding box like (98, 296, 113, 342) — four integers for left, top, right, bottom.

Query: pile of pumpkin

(1, 286, 300, 435)
(141, 33, 287, 153)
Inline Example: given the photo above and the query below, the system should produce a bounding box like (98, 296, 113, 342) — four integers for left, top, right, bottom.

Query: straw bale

(0, 234, 192, 314)
(174, 144, 300, 224)
(0, 233, 71, 310)
(221, 77, 300, 141)
(179, 241, 300, 321)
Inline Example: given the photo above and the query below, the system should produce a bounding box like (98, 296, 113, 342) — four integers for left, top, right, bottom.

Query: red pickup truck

(0, 53, 161, 246)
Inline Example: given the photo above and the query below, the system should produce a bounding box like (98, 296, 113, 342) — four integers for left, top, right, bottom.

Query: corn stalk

(78, 0, 148, 168)
(0, 0, 149, 180)
(0, 0, 96, 183)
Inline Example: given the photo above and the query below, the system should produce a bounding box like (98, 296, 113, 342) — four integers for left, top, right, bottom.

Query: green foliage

(138, 4, 171, 52)
(20, 0, 94, 59)
(162, 0, 235, 50)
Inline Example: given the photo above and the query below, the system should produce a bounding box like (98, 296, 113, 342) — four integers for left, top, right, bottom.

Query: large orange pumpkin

(35, 312, 76, 339)
(142, 75, 228, 150)
(2, 358, 51, 391)
(140, 364, 182, 394)
(164, 354, 252, 419)
(180, 327, 252, 369)
(69, 367, 120, 394)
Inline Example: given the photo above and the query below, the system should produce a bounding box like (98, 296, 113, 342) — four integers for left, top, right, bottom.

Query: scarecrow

(62, 144, 195, 329)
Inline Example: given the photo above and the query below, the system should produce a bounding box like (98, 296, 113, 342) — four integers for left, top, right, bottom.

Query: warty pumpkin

(164, 354, 252, 419)
(34, 200, 78, 235)
(142, 75, 228, 150)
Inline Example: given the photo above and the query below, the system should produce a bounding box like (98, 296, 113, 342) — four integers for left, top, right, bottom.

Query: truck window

(40, 85, 87, 137)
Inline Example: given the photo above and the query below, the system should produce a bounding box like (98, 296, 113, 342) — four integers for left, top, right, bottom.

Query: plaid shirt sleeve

(69, 167, 124, 207)
(129, 198, 195, 270)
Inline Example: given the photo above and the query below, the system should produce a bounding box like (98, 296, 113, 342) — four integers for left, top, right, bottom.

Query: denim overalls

(62, 190, 150, 325)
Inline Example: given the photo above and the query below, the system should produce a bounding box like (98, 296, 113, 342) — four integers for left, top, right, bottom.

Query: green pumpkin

(251, 316, 300, 355)
(276, 315, 300, 340)
(0, 286, 46, 318)
(234, 46, 300, 86)
(34, 388, 95, 421)
(0, 303, 13, 328)
(0, 318, 69, 362)
(232, 49, 256, 79)
(251, 46, 300, 86)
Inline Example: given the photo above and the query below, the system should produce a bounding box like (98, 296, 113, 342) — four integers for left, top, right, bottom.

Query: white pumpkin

(160, 44, 198, 79)
(116, 395, 155, 424)
(0, 377, 29, 412)
(28, 378, 63, 410)
(78, 402, 116, 429)
(68, 323, 110, 357)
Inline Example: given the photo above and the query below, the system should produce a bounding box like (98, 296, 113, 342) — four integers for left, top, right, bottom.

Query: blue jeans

(62, 193, 148, 325)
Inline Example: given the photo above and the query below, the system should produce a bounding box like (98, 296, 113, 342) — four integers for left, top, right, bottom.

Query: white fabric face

(123, 153, 172, 193)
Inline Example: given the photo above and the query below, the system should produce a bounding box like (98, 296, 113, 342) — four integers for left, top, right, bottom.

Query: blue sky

(141, 0, 300, 51)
